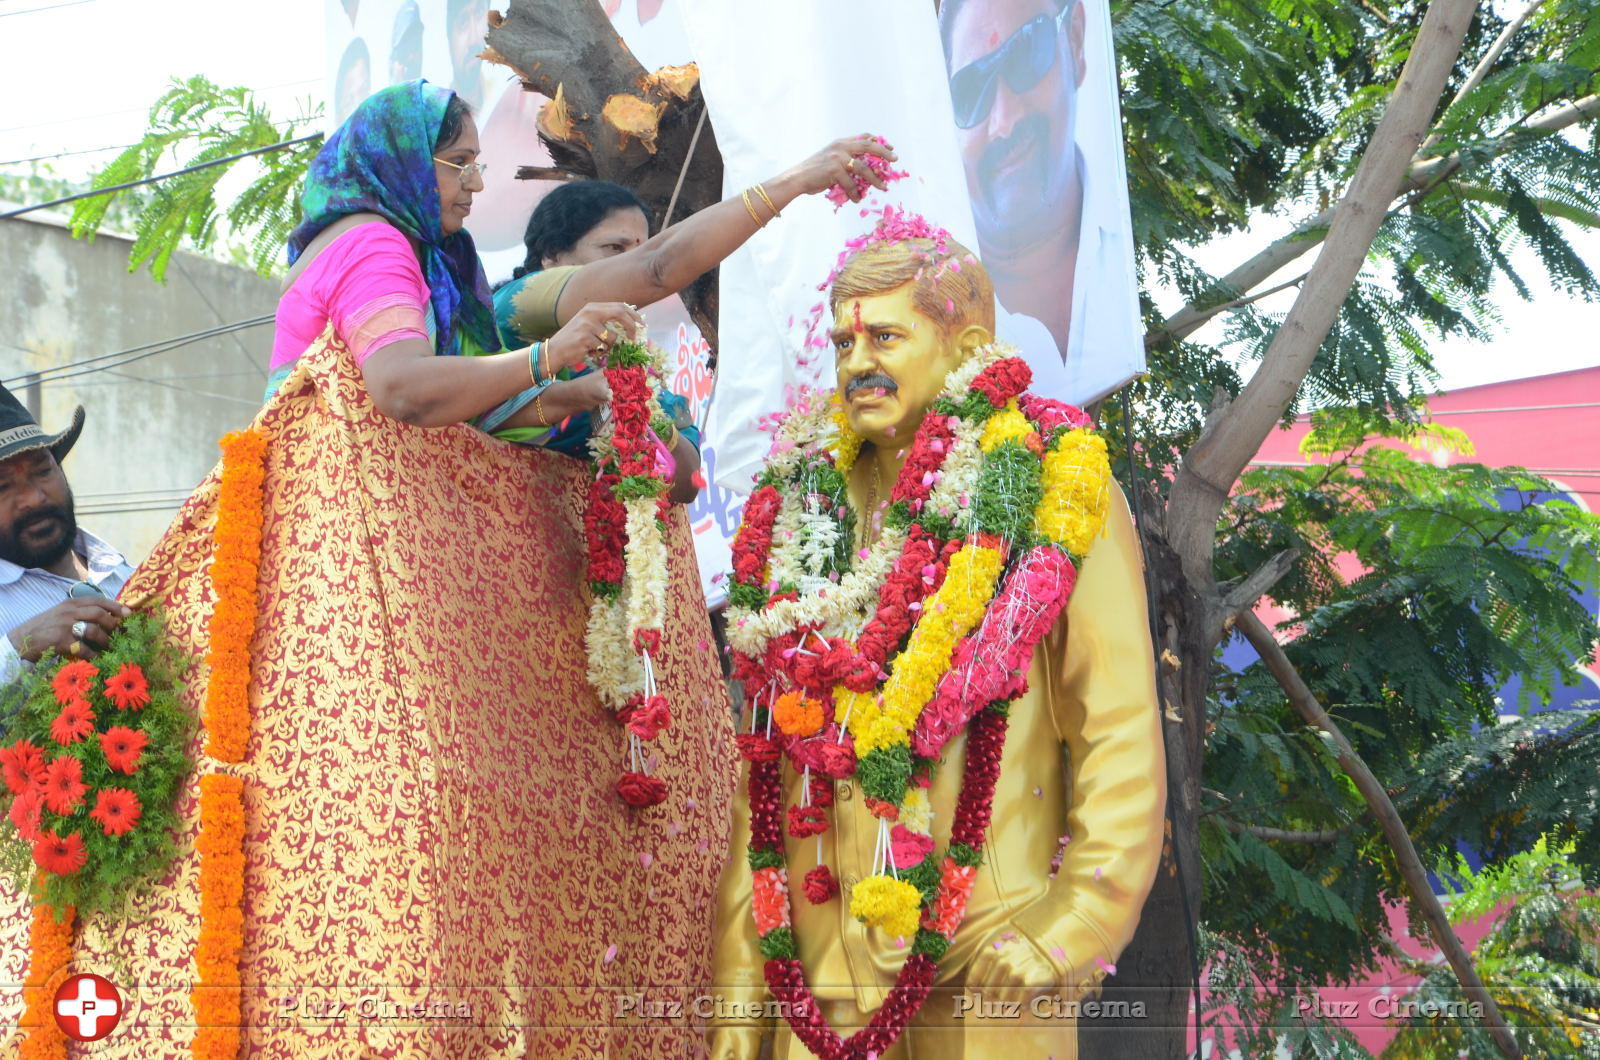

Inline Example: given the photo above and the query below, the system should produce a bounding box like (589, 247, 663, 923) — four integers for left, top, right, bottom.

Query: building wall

(1, 212, 277, 564)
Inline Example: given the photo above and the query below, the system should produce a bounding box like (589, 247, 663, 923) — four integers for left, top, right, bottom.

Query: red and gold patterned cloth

(0, 331, 736, 1058)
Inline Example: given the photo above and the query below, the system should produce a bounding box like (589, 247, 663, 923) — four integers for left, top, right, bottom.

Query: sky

(2, 0, 1597, 396)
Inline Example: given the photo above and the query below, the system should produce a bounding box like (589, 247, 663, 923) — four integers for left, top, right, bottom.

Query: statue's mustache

(845, 373, 898, 398)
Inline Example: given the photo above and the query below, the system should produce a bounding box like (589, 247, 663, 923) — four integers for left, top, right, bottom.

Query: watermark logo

(53, 973, 123, 1041)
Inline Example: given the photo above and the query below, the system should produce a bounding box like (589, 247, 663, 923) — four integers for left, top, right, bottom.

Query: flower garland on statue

(725, 344, 1112, 1057)
(584, 338, 676, 807)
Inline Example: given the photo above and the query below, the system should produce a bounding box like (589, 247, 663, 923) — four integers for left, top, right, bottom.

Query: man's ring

(71, 620, 89, 639)
(69, 640, 82, 656)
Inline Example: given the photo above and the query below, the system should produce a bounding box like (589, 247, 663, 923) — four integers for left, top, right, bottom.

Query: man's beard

(0, 494, 77, 570)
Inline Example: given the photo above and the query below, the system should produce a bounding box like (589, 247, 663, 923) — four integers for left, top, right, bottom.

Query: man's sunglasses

(948, 10, 1070, 130)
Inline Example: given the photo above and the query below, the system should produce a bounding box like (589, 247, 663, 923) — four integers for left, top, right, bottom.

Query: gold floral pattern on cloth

(0, 328, 736, 1059)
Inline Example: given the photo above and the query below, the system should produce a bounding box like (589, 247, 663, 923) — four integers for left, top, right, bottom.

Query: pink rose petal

(603, 944, 619, 965)
(640, 852, 654, 869)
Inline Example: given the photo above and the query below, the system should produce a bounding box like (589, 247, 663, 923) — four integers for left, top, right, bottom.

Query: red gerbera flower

(8, 787, 43, 842)
(39, 755, 86, 815)
(32, 829, 87, 875)
(49, 698, 95, 746)
(104, 662, 151, 710)
(99, 725, 148, 775)
(0, 739, 45, 795)
(89, 787, 142, 837)
(50, 659, 98, 704)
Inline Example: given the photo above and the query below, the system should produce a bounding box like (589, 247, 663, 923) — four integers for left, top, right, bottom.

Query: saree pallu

(0, 328, 736, 1058)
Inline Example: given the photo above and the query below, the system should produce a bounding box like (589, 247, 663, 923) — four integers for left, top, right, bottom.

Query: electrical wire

(0, 142, 137, 167)
(0, 0, 95, 18)
(0, 134, 321, 220)
(3, 316, 274, 387)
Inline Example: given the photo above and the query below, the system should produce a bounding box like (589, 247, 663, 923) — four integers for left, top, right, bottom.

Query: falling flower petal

(603, 944, 619, 965)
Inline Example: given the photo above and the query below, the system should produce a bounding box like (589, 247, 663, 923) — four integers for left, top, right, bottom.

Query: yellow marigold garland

(977, 400, 1032, 452)
(203, 429, 268, 764)
(1035, 428, 1112, 557)
(191, 427, 267, 1060)
(19, 899, 74, 1060)
(838, 539, 1006, 755)
(192, 774, 246, 1060)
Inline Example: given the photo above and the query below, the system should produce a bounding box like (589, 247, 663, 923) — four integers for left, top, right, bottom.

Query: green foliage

(1110, 0, 1600, 485)
(0, 163, 147, 232)
(0, 612, 193, 916)
(1203, 414, 1600, 985)
(69, 75, 323, 280)
(1382, 842, 1600, 1058)
(1201, 929, 1379, 1060)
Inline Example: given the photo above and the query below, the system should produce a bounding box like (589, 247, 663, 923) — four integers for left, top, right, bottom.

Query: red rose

(803, 864, 839, 905)
(736, 733, 781, 763)
(787, 804, 829, 838)
(811, 740, 856, 779)
(627, 695, 673, 740)
(616, 771, 669, 807)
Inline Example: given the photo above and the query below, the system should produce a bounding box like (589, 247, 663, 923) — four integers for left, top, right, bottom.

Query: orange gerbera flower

(32, 830, 87, 875)
(0, 739, 45, 794)
(48, 699, 94, 746)
(104, 662, 151, 710)
(39, 755, 85, 815)
(50, 660, 98, 705)
(89, 788, 141, 837)
(99, 725, 148, 775)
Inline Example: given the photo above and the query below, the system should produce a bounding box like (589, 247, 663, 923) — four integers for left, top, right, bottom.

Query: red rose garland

(584, 340, 676, 805)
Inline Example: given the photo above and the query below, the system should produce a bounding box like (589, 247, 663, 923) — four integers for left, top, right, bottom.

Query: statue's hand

(775, 134, 898, 202)
(963, 930, 1062, 1009)
(706, 1026, 766, 1060)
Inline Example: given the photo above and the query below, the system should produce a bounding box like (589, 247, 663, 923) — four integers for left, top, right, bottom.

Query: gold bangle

(754, 182, 780, 219)
(539, 340, 552, 381)
(534, 392, 552, 429)
(741, 188, 764, 227)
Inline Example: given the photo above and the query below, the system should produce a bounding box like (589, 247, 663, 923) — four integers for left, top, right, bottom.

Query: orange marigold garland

(191, 427, 267, 1059)
(19, 899, 74, 1060)
(192, 774, 246, 1060)
(203, 428, 268, 764)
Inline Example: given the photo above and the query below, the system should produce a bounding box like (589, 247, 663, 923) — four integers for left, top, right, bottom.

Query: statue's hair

(828, 237, 995, 337)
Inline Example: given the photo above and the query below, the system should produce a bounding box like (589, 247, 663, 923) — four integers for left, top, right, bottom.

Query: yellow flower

(1035, 429, 1112, 556)
(900, 787, 933, 833)
(849, 874, 922, 937)
(848, 541, 1005, 754)
(979, 401, 1032, 453)
(831, 400, 863, 474)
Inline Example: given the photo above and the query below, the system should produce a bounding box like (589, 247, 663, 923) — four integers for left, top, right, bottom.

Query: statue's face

(831, 283, 975, 449)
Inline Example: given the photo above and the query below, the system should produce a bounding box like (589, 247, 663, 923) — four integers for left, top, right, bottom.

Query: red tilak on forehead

(852, 301, 865, 333)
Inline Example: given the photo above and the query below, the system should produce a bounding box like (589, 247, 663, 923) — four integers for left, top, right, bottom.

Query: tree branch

(1218, 817, 1349, 844)
(1417, 0, 1550, 157)
(1212, 548, 1299, 633)
(1145, 271, 1309, 349)
(1149, 91, 1600, 352)
(1166, 0, 1480, 582)
(1237, 611, 1524, 1060)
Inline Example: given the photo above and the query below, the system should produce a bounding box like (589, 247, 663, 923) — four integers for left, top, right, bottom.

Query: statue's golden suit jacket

(711, 482, 1167, 1055)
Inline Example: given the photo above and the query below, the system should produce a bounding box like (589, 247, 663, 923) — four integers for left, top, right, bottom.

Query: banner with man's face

(940, 0, 1141, 405)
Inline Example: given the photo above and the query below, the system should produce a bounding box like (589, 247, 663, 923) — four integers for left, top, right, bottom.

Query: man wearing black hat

(0, 385, 132, 685)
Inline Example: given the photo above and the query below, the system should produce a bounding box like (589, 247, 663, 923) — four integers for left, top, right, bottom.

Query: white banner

(682, 0, 1142, 603)
(325, 0, 1143, 606)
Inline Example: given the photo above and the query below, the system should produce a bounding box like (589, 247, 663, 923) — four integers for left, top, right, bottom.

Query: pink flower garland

(912, 546, 1078, 758)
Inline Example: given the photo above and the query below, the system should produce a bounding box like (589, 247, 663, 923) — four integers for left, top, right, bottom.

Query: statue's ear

(954, 323, 994, 361)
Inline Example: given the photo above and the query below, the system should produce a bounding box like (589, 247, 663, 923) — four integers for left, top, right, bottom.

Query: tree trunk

(1080, 498, 1210, 1058)
(483, 0, 725, 343)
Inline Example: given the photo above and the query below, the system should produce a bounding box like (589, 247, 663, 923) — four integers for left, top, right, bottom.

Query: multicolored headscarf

(288, 80, 499, 359)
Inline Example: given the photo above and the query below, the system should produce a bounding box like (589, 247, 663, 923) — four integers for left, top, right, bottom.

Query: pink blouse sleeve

(318, 223, 431, 364)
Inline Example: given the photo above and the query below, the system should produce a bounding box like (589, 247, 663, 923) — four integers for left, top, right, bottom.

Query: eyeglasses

(947, 10, 1069, 130)
(433, 156, 488, 182)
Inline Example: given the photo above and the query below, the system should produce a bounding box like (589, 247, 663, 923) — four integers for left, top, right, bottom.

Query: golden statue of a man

(708, 230, 1165, 1059)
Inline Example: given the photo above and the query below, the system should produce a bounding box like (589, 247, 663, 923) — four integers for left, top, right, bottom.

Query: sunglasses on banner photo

(948, 8, 1072, 130)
